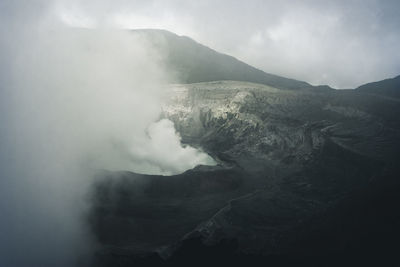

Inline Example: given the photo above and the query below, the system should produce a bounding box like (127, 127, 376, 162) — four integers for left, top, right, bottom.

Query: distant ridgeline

(131, 29, 399, 95)
(356, 75, 400, 99)
(131, 29, 324, 90)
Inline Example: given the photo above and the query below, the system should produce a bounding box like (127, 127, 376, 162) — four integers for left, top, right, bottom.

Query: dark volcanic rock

(89, 80, 400, 266)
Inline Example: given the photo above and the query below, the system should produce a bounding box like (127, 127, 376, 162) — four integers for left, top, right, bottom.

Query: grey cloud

(0, 1, 214, 266)
(50, 0, 400, 88)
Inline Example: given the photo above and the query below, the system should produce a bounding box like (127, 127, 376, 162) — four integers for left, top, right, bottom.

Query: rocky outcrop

(163, 81, 399, 165)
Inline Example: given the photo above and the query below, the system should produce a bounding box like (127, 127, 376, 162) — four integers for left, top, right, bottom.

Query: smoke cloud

(0, 1, 214, 266)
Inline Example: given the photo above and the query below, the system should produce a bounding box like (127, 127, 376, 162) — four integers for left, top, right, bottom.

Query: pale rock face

(161, 81, 399, 166)
(162, 81, 325, 167)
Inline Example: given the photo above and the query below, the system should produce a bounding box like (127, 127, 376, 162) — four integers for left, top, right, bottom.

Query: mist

(0, 2, 214, 266)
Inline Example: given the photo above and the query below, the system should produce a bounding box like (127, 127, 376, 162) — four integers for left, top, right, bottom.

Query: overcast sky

(2, 0, 400, 87)
(38, 0, 400, 88)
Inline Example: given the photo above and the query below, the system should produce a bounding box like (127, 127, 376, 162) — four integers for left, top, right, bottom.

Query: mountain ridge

(132, 29, 400, 92)
(131, 29, 329, 90)
(356, 75, 400, 98)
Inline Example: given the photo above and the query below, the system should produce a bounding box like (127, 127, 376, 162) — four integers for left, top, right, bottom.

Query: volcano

(89, 30, 400, 267)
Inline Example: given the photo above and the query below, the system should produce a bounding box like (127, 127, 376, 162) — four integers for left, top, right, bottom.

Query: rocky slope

(89, 80, 400, 266)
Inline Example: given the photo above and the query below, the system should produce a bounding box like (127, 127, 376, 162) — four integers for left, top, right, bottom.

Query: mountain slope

(356, 75, 400, 98)
(132, 29, 315, 90)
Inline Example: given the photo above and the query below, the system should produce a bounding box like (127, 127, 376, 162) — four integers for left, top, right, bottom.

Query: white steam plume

(0, 2, 214, 266)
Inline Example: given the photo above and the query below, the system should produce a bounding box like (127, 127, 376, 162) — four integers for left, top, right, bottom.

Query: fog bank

(0, 3, 214, 266)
